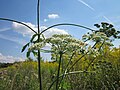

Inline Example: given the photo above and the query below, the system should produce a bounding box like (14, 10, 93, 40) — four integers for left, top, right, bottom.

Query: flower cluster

(46, 34, 86, 53)
(87, 46, 100, 57)
(28, 42, 45, 52)
(82, 32, 109, 42)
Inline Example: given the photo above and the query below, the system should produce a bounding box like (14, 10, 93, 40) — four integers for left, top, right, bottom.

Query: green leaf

(26, 51, 30, 58)
(32, 51, 38, 57)
(40, 49, 54, 53)
(30, 34, 38, 43)
(21, 43, 29, 52)
(41, 34, 45, 40)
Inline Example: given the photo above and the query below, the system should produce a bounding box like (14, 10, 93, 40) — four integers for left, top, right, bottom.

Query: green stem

(37, 0, 42, 90)
(85, 40, 106, 71)
(40, 23, 95, 35)
(59, 51, 76, 85)
(56, 51, 63, 90)
(98, 39, 106, 52)
(68, 42, 98, 71)
(38, 50, 42, 90)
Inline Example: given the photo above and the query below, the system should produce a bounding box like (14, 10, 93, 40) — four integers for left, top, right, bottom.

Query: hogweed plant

(0, 0, 42, 89)
(25, 23, 96, 90)
(0, 0, 120, 89)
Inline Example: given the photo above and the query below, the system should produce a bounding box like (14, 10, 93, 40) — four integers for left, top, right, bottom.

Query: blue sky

(0, 0, 120, 63)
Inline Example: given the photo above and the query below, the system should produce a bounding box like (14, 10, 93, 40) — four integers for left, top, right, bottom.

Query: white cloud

(12, 22, 68, 38)
(48, 14, 59, 19)
(41, 26, 68, 38)
(0, 53, 24, 63)
(12, 22, 37, 36)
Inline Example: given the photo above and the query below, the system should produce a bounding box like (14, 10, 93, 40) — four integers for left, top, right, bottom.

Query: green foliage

(0, 48, 120, 90)
(21, 43, 30, 53)
(0, 61, 58, 90)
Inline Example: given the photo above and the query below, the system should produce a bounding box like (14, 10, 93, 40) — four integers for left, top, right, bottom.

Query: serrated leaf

(21, 43, 29, 52)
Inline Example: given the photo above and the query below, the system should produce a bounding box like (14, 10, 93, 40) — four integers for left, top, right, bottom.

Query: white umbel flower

(28, 42, 45, 51)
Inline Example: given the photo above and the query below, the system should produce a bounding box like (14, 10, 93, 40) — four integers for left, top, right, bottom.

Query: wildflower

(46, 34, 86, 54)
(28, 42, 45, 51)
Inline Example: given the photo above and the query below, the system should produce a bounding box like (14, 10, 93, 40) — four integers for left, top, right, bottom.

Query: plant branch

(68, 42, 98, 71)
(0, 18, 37, 33)
(85, 40, 106, 71)
(40, 23, 96, 35)
(59, 51, 76, 84)
(56, 52, 63, 90)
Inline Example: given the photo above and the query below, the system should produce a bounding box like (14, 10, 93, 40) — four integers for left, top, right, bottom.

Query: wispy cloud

(103, 15, 114, 24)
(0, 34, 27, 45)
(77, 0, 114, 24)
(0, 28, 11, 32)
(78, 0, 95, 11)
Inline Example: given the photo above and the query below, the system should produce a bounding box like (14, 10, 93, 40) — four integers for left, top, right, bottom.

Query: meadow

(0, 46, 120, 90)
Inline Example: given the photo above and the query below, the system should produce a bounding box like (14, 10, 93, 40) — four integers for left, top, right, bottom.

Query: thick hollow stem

(38, 50, 42, 90)
(37, 0, 42, 90)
